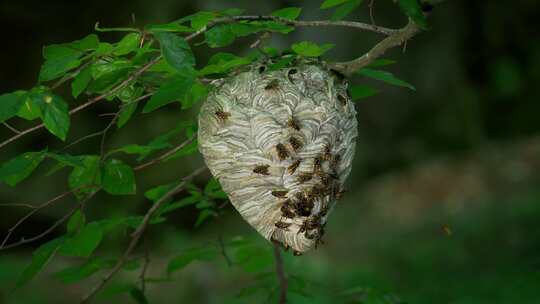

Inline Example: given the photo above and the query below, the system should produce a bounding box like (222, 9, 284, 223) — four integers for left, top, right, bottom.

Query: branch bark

(80, 166, 207, 303)
(273, 243, 288, 304)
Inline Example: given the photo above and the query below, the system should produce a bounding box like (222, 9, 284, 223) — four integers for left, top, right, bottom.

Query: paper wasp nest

(198, 60, 358, 253)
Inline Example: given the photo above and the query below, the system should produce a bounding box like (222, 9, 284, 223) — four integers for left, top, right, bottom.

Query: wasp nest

(198, 60, 358, 254)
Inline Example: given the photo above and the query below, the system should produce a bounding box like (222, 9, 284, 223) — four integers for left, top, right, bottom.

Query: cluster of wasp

(253, 116, 345, 255)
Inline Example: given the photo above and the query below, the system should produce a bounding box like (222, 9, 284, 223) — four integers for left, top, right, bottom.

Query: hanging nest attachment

(198, 57, 358, 254)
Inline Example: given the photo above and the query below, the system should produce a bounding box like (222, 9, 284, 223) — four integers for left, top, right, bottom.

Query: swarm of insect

(198, 59, 357, 253)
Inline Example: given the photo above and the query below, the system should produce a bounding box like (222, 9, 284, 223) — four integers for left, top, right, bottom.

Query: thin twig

(0, 187, 82, 249)
(0, 190, 98, 251)
(133, 136, 195, 171)
(80, 166, 207, 303)
(218, 234, 232, 267)
(273, 243, 288, 304)
(3, 122, 21, 134)
(328, 20, 421, 75)
(368, 0, 376, 26)
(139, 241, 150, 294)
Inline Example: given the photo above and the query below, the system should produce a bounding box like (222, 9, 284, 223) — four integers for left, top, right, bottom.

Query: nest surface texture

(198, 61, 358, 253)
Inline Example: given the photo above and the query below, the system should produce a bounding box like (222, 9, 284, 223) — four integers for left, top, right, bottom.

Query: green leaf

(195, 209, 217, 227)
(145, 182, 176, 202)
(71, 67, 92, 98)
(291, 41, 335, 57)
(87, 60, 132, 94)
(165, 139, 198, 160)
(59, 222, 103, 258)
(182, 81, 208, 110)
(38, 94, 70, 140)
(271, 7, 302, 20)
(39, 55, 81, 82)
(160, 195, 201, 215)
(219, 8, 245, 16)
(349, 84, 378, 101)
(102, 159, 136, 195)
(94, 42, 114, 57)
(68, 155, 101, 194)
(117, 102, 138, 128)
(145, 23, 194, 33)
(205, 24, 237, 48)
(167, 247, 217, 274)
(0, 92, 25, 123)
(367, 59, 396, 67)
(331, 0, 362, 21)
(398, 0, 428, 29)
(190, 11, 216, 30)
(155, 32, 195, 73)
(47, 153, 85, 168)
(54, 257, 113, 283)
(114, 33, 141, 56)
(16, 237, 64, 288)
(142, 73, 195, 113)
(67, 210, 85, 234)
(357, 68, 415, 90)
(320, 0, 350, 9)
(0, 149, 47, 186)
(17, 94, 41, 120)
(198, 52, 251, 76)
(68, 34, 100, 51)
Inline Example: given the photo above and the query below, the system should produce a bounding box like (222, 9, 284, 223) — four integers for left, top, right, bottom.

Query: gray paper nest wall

(198, 62, 358, 254)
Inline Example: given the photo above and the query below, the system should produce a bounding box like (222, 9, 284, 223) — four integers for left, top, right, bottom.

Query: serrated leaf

(0, 149, 47, 186)
(398, 0, 428, 29)
(167, 247, 217, 274)
(0, 92, 25, 123)
(349, 84, 378, 100)
(142, 73, 195, 113)
(67, 210, 85, 234)
(54, 257, 113, 283)
(71, 67, 92, 98)
(102, 159, 136, 195)
(330, 0, 362, 21)
(271, 7, 302, 20)
(155, 32, 195, 73)
(68, 155, 101, 195)
(114, 33, 141, 56)
(16, 237, 64, 288)
(38, 94, 70, 140)
(291, 41, 335, 57)
(320, 0, 350, 9)
(58, 222, 103, 258)
(357, 68, 415, 90)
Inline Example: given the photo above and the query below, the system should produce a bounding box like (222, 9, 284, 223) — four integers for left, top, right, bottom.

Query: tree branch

(328, 19, 421, 75)
(273, 243, 288, 304)
(80, 166, 207, 303)
(133, 135, 195, 171)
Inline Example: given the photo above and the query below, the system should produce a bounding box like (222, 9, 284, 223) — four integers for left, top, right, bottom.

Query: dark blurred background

(1, 0, 539, 303)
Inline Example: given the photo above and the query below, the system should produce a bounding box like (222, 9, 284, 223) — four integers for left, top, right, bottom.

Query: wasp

(318, 172, 331, 187)
(297, 173, 313, 183)
(265, 79, 280, 90)
(319, 204, 329, 217)
(271, 238, 290, 251)
(322, 144, 332, 161)
(287, 159, 301, 175)
(289, 136, 303, 152)
(253, 164, 270, 175)
(298, 216, 320, 234)
(287, 68, 298, 83)
(287, 117, 300, 131)
(215, 110, 231, 122)
(334, 187, 346, 200)
(281, 201, 296, 218)
(330, 154, 341, 172)
(276, 143, 290, 161)
(293, 193, 314, 217)
(337, 94, 347, 106)
(313, 156, 322, 174)
(275, 221, 292, 230)
(271, 190, 288, 198)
